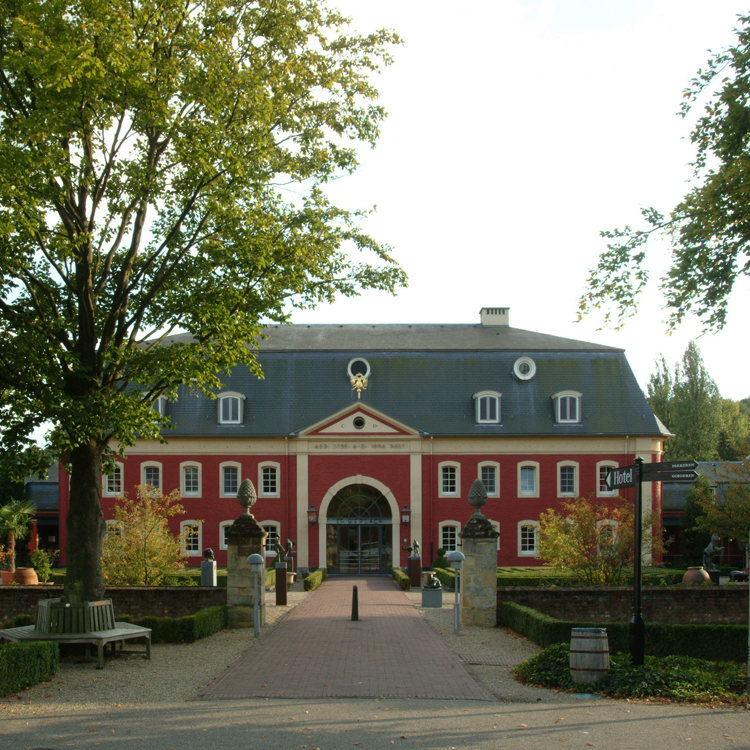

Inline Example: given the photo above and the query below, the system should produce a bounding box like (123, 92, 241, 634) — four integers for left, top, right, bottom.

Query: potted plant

(0, 499, 37, 583)
(0, 544, 11, 584)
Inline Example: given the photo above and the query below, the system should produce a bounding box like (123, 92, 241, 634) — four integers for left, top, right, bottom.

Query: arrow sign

(605, 464, 638, 490)
(641, 461, 699, 482)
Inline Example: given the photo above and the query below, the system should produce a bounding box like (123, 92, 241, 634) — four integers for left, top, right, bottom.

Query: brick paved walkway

(200, 577, 495, 701)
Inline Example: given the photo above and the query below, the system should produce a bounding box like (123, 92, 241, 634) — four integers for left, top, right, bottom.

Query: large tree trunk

(65, 441, 106, 601)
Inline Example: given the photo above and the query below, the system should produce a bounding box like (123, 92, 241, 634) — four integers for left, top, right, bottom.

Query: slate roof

(162, 323, 666, 439)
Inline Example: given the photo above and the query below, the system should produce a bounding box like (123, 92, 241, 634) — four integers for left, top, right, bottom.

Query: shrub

(0, 641, 59, 697)
(500, 601, 747, 661)
(304, 568, 327, 591)
(137, 605, 227, 643)
(391, 567, 410, 590)
(432, 548, 449, 569)
(515, 642, 748, 703)
(30, 548, 57, 583)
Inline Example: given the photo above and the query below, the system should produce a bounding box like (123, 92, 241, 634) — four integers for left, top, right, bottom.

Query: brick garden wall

(497, 585, 749, 624)
(0, 586, 226, 623)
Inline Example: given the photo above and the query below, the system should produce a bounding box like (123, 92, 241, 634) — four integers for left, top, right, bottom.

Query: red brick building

(58, 307, 668, 574)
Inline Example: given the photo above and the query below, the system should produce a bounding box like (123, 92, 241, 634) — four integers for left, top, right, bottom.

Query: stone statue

(274, 538, 285, 559)
(203, 548, 216, 561)
(237, 478, 258, 516)
(411, 539, 420, 558)
(285, 538, 295, 557)
(702, 533, 724, 572)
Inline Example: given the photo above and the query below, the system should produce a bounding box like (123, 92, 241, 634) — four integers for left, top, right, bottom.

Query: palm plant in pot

(0, 499, 37, 583)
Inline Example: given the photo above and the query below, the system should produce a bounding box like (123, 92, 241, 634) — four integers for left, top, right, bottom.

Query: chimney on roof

(480, 307, 509, 326)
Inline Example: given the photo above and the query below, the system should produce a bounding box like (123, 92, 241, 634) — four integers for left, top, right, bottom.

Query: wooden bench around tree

(0, 598, 151, 669)
(0, 622, 152, 669)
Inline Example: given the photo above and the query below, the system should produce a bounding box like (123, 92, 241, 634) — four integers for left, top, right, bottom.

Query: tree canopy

(0, 0, 405, 599)
(579, 14, 750, 331)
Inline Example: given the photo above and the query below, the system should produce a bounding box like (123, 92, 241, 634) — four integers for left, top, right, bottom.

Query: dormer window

(218, 391, 245, 424)
(153, 396, 168, 417)
(474, 391, 501, 424)
(553, 391, 581, 424)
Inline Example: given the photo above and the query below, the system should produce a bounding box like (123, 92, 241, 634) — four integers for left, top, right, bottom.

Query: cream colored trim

(317, 476, 400, 569)
(437, 460, 460, 497)
(409, 452, 422, 549)
(258, 462, 280, 498)
(518, 520, 540, 557)
(180, 520, 202, 557)
(517, 461, 539, 498)
(556, 460, 579, 497)
(102, 462, 124, 496)
(477, 461, 500, 497)
(218, 461, 241, 498)
(438, 520, 461, 551)
(296, 454, 309, 568)
(218, 520, 233, 550)
(299, 403, 420, 438)
(179, 461, 202, 498)
(596, 460, 619, 497)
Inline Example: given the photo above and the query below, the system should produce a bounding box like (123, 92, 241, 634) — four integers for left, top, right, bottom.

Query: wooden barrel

(569, 627, 609, 683)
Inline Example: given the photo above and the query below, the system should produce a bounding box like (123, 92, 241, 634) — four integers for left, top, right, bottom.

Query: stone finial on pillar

(461, 478, 499, 627)
(226, 479, 267, 628)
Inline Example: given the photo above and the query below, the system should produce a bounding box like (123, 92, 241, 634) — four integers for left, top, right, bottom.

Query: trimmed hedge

(135, 605, 227, 643)
(495, 567, 686, 587)
(432, 567, 456, 589)
(0, 641, 59, 697)
(500, 601, 747, 662)
(304, 568, 327, 591)
(391, 568, 410, 590)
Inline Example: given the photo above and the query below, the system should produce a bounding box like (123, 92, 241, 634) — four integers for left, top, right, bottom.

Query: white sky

(291, 0, 750, 401)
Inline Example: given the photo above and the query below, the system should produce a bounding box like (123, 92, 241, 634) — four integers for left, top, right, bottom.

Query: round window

(353, 416, 366, 430)
(347, 358, 371, 379)
(513, 356, 536, 381)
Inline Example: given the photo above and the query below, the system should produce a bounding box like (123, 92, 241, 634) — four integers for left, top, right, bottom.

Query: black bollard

(351, 585, 359, 621)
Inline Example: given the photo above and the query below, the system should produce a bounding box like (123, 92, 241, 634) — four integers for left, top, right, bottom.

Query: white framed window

(217, 391, 245, 425)
(474, 391, 501, 424)
(597, 461, 619, 497)
(259, 463, 280, 497)
(102, 462, 124, 496)
(438, 521, 461, 552)
(261, 521, 281, 556)
(180, 520, 202, 556)
(141, 461, 162, 490)
(557, 461, 579, 497)
(518, 521, 539, 556)
(153, 396, 168, 417)
(513, 357, 536, 381)
(220, 462, 241, 497)
(439, 462, 460, 497)
(478, 462, 500, 497)
(517, 462, 539, 498)
(180, 462, 202, 497)
(553, 391, 582, 424)
(105, 519, 124, 538)
(219, 520, 234, 550)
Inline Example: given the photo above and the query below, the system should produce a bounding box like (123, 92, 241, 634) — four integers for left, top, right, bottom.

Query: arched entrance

(325, 484, 393, 574)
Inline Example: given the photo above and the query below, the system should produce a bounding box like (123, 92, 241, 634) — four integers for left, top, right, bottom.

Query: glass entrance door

(324, 484, 393, 574)
(336, 524, 384, 574)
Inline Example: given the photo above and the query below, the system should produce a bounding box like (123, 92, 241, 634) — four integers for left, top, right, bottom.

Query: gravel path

(0, 583, 560, 718)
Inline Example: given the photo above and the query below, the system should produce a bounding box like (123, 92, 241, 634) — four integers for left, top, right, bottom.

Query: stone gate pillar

(226, 479, 268, 629)
(460, 479, 499, 627)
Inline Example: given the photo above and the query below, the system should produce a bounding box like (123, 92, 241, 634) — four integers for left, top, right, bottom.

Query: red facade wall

(58, 447, 648, 570)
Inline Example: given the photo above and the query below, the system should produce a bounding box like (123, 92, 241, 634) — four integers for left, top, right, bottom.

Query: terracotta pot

(682, 565, 711, 584)
(11, 567, 39, 585)
(0, 570, 12, 584)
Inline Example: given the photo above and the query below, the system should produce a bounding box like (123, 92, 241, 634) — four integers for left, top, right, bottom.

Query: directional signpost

(605, 458, 698, 665)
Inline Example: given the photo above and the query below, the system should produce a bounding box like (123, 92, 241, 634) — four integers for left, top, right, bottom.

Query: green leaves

(0, 0, 405, 458)
(580, 15, 750, 332)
